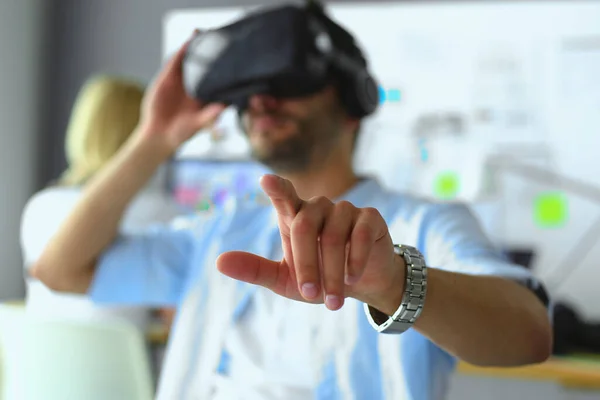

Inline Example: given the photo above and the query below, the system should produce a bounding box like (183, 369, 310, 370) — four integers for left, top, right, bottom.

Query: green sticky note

(434, 171, 460, 199)
(196, 199, 212, 212)
(534, 192, 568, 228)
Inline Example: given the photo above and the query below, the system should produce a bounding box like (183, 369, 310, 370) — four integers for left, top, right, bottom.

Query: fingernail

(301, 283, 318, 299)
(259, 174, 271, 183)
(325, 295, 342, 310)
(272, 175, 284, 184)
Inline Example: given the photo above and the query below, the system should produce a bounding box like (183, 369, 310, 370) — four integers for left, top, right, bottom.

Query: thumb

(217, 251, 283, 290)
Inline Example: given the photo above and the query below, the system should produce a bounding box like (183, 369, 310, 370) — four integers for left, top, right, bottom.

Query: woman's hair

(59, 75, 144, 186)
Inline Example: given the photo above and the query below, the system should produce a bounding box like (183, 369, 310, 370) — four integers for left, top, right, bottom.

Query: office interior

(1, 0, 600, 399)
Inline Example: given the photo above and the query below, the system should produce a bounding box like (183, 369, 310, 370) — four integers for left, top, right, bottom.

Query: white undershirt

(209, 288, 318, 399)
(206, 226, 321, 398)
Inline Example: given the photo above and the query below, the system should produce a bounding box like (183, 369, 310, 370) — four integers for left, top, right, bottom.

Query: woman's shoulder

(21, 187, 83, 228)
(20, 186, 83, 265)
(24, 186, 82, 213)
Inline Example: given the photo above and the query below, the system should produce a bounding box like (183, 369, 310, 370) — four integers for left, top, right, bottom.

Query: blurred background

(0, 0, 287, 301)
(2, 0, 600, 399)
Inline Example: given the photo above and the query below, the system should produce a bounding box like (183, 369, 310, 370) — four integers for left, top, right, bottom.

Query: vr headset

(182, 0, 379, 119)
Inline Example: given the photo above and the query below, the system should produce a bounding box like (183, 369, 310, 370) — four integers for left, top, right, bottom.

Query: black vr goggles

(183, 0, 379, 119)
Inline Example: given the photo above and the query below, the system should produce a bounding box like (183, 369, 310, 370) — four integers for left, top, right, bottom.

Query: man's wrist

(367, 252, 407, 316)
(128, 124, 176, 163)
(364, 245, 428, 334)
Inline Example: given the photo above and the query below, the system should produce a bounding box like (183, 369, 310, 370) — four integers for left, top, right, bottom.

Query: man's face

(240, 86, 348, 173)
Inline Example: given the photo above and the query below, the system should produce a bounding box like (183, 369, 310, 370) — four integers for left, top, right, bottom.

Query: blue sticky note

(378, 86, 386, 104)
(418, 139, 428, 162)
(387, 89, 401, 102)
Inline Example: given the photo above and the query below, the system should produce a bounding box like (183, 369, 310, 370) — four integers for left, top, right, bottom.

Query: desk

(2, 301, 25, 307)
(458, 356, 600, 390)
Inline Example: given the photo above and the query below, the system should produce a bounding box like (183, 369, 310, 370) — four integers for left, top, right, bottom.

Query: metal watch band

(364, 244, 428, 334)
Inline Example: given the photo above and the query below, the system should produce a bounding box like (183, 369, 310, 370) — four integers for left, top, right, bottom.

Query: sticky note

(418, 139, 428, 162)
(387, 89, 401, 102)
(534, 192, 568, 228)
(434, 171, 460, 199)
(378, 86, 386, 104)
(197, 200, 212, 212)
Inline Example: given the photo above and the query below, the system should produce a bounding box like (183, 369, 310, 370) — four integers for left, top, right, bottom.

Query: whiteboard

(164, 1, 600, 318)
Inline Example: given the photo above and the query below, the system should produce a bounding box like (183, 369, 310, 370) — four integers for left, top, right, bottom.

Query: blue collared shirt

(89, 178, 546, 399)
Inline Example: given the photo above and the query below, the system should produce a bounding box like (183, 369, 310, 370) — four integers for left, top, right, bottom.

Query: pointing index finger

(259, 174, 303, 218)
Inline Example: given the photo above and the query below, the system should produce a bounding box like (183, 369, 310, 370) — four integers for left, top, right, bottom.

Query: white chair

(0, 304, 154, 400)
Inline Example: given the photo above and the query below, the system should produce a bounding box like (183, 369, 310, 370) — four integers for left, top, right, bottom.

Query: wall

(0, 0, 48, 299)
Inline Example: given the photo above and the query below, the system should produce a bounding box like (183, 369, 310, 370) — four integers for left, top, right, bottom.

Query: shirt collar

(337, 176, 381, 205)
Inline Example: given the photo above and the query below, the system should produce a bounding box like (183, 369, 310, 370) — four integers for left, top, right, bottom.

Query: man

(33, 8, 552, 400)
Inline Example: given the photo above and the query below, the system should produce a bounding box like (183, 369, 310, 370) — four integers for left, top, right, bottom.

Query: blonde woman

(20, 75, 182, 329)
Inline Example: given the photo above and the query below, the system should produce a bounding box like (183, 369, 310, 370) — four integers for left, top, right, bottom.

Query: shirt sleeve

(88, 214, 218, 307)
(420, 203, 550, 308)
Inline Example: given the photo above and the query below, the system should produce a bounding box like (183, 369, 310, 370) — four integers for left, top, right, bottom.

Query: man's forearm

(32, 128, 171, 292)
(375, 262, 552, 366)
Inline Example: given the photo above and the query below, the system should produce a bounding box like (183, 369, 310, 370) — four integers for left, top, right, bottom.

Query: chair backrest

(0, 304, 154, 400)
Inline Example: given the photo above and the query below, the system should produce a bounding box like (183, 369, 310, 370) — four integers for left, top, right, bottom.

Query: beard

(249, 121, 314, 173)
(242, 110, 343, 174)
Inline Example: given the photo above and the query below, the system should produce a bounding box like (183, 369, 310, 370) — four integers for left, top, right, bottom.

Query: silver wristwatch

(364, 244, 428, 334)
